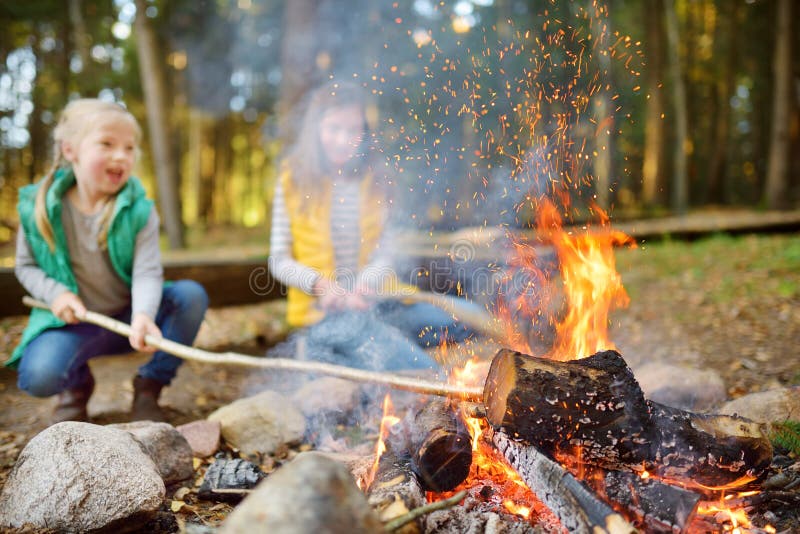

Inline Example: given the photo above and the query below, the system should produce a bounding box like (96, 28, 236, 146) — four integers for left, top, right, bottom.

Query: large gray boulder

(633, 361, 727, 411)
(109, 421, 194, 484)
(221, 452, 383, 534)
(208, 390, 305, 456)
(0, 422, 165, 532)
(718, 386, 800, 423)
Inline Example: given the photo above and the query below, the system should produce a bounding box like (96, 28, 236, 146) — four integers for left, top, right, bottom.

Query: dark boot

(52, 374, 95, 424)
(131, 375, 167, 422)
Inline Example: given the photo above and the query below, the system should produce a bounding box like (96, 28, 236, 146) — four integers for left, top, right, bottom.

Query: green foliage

(768, 420, 800, 457)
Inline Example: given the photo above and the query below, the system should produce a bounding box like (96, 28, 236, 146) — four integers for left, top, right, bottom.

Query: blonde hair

(285, 81, 374, 204)
(34, 98, 142, 251)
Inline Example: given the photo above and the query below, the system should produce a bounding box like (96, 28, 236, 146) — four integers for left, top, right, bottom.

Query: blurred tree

(277, 0, 318, 148)
(704, 0, 738, 205)
(134, 0, 184, 248)
(592, 1, 614, 211)
(642, 0, 666, 208)
(664, 0, 688, 214)
(764, 0, 792, 210)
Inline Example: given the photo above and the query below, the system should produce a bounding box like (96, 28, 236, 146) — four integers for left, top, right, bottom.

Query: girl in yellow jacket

(268, 82, 472, 371)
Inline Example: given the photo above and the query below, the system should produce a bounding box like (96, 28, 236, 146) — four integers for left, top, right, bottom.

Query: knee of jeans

(170, 280, 209, 315)
(18, 365, 63, 397)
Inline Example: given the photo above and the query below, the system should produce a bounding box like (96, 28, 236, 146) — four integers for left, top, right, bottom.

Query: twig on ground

(383, 489, 468, 532)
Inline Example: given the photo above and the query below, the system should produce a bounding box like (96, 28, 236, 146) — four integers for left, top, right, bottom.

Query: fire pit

(358, 345, 787, 534)
(357, 202, 795, 533)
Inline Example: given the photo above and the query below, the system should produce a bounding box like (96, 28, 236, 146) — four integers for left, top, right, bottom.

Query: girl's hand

(341, 293, 370, 311)
(130, 313, 161, 353)
(314, 278, 370, 311)
(51, 292, 87, 324)
(314, 278, 345, 311)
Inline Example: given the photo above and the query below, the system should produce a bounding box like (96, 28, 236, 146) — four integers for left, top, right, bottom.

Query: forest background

(0, 0, 798, 254)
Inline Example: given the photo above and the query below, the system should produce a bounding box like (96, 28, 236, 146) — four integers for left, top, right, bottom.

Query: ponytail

(95, 198, 116, 251)
(33, 144, 64, 252)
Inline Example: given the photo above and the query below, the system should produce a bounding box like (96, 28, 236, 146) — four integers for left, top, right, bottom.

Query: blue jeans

(294, 300, 477, 372)
(373, 300, 476, 347)
(17, 280, 208, 397)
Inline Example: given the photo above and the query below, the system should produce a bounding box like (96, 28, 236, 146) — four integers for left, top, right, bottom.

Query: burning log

(599, 470, 701, 533)
(483, 349, 773, 488)
(492, 430, 637, 534)
(366, 432, 426, 534)
(405, 399, 472, 492)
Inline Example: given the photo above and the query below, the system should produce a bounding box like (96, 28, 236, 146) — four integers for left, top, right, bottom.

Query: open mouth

(106, 168, 125, 184)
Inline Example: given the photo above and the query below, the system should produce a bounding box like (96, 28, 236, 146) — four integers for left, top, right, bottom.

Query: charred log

(366, 433, 426, 534)
(405, 399, 472, 492)
(197, 456, 264, 502)
(483, 349, 773, 488)
(493, 430, 637, 534)
(599, 470, 701, 533)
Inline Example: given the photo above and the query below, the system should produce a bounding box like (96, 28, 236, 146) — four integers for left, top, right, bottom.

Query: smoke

(180, 0, 638, 369)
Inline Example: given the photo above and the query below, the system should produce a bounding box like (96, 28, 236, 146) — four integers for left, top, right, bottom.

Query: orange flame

(538, 199, 635, 361)
(696, 496, 753, 532)
(503, 499, 532, 519)
(360, 394, 400, 491)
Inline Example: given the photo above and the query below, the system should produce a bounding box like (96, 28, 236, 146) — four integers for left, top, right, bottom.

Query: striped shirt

(268, 179, 391, 294)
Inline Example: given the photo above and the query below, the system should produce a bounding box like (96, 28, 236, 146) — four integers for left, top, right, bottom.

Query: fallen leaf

(170, 500, 185, 513)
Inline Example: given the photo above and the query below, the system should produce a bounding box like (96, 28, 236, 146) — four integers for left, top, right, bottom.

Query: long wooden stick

(22, 296, 482, 400)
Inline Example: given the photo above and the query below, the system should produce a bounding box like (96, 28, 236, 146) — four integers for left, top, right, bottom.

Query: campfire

(362, 201, 778, 533)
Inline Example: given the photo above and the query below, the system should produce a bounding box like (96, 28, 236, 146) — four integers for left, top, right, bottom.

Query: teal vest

(6, 168, 154, 369)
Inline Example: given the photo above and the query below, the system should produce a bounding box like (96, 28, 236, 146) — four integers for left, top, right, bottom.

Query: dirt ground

(0, 232, 798, 531)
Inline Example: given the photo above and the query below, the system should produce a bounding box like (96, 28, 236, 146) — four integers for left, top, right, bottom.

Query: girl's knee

(169, 280, 209, 312)
(18, 365, 63, 397)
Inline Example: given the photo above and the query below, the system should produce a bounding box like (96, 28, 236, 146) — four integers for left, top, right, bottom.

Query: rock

(109, 421, 194, 484)
(307, 450, 375, 486)
(177, 419, 222, 458)
(220, 452, 383, 534)
(291, 377, 361, 421)
(0, 422, 164, 532)
(718, 386, 800, 423)
(208, 390, 305, 457)
(633, 361, 727, 411)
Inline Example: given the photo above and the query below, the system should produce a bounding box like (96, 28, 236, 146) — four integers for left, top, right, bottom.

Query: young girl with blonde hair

(9, 98, 208, 423)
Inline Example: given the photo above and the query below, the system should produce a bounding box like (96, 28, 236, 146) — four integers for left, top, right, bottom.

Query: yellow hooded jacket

(280, 167, 385, 327)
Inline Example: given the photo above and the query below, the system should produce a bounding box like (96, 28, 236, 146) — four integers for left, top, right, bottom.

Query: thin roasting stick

(22, 296, 482, 400)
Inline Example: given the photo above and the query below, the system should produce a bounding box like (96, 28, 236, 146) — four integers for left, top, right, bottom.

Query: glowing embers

(426, 413, 548, 525)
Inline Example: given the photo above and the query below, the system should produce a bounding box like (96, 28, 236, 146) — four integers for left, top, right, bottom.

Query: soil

(0, 232, 798, 532)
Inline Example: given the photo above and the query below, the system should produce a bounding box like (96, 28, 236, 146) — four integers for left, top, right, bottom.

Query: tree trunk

(213, 116, 233, 224)
(185, 109, 205, 227)
(704, 1, 739, 205)
(277, 0, 318, 149)
(67, 0, 91, 84)
(592, 5, 614, 212)
(134, 0, 184, 248)
(28, 24, 46, 183)
(764, 0, 793, 210)
(641, 0, 666, 208)
(664, 0, 689, 215)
